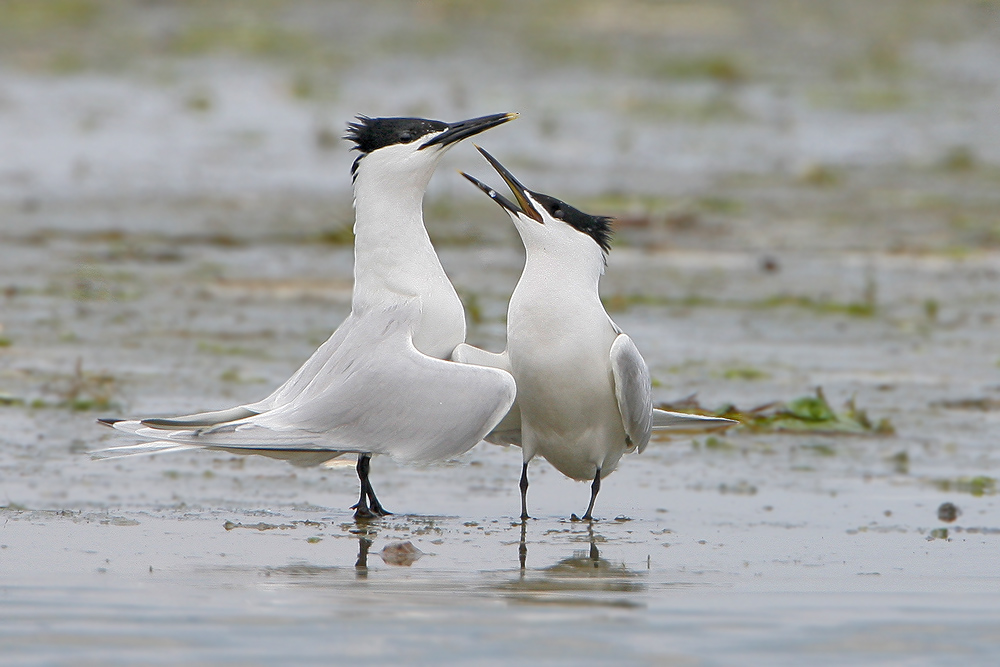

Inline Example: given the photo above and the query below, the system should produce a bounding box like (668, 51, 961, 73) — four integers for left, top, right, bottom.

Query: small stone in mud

(380, 541, 423, 566)
(937, 502, 960, 523)
(110, 517, 140, 526)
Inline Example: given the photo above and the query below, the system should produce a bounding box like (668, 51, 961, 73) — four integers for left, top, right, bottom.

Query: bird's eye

(552, 205, 564, 219)
(399, 132, 414, 143)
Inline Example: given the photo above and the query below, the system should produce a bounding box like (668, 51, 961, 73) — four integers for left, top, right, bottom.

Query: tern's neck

(509, 245, 606, 327)
(350, 162, 444, 308)
(520, 243, 605, 295)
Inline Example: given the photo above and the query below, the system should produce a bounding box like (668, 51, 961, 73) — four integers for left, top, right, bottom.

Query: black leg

(351, 454, 391, 520)
(519, 462, 530, 520)
(364, 454, 391, 516)
(352, 454, 377, 520)
(366, 481, 392, 517)
(580, 467, 601, 521)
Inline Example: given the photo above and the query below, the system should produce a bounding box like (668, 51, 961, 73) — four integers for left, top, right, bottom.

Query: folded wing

(609, 334, 654, 453)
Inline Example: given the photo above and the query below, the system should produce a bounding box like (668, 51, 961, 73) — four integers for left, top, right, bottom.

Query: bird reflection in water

(519, 521, 601, 572)
(354, 530, 375, 579)
(511, 521, 644, 602)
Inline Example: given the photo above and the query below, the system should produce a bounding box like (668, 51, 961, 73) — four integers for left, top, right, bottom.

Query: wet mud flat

(3, 0, 1000, 663)
(2, 217, 999, 664)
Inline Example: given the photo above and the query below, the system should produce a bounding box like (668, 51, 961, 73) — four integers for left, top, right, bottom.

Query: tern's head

(344, 113, 517, 187)
(462, 147, 613, 263)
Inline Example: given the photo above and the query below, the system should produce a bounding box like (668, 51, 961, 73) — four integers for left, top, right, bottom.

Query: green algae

(660, 389, 894, 436)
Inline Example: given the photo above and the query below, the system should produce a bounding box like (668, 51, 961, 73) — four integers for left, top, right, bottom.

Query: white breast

(506, 275, 626, 480)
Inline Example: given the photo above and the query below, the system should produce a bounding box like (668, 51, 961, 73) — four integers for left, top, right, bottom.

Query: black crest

(344, 116, 447, 154)
(344, 116, 448, 178)
(533, 193, 614, 254)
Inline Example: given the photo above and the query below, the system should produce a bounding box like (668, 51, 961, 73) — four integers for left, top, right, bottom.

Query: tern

(456, 147, 735, 521)
(94, 113, 518, 519)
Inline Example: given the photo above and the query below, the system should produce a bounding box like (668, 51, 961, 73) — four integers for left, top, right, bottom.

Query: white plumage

(458, 147, 735, 520)
(95, 113, 519, 519)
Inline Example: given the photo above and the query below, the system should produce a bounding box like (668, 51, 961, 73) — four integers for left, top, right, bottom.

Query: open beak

(461, 171, 522, 217)
(420, 112, 518, 150)
(463, 146, 544, 223)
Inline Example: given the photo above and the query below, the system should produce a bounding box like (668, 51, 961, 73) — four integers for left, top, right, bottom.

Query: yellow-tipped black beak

(420, 112, 518, 150)
(471, 145, 543, 222)
(461, 171, 522, 216)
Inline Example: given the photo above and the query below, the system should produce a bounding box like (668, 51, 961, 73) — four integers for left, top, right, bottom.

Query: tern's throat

(520, 242, 605, 295)
(350, 164, 446, 304)
(348, 158, 466, 359)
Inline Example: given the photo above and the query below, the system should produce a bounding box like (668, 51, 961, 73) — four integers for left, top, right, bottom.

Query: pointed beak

(461, 171, 522, 217)
(420, 112, 518, 150)
(470, 145, 543, 223)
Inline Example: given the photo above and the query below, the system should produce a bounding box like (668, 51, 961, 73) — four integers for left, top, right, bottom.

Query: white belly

(511, 333, 627, 481)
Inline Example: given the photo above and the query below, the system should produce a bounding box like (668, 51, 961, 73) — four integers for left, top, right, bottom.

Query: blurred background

(2, 0, 998, 248)
(1, 2, 1000, 662)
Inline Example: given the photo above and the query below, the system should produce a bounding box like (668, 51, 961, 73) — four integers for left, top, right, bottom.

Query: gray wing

(451, 343, 522, 447)
(609, 334, 653, 454)
(242, 311, 361, 413)
(138, 313, 362, 430)
(96, 301, 516, 465)
(138, 407, 258, 429)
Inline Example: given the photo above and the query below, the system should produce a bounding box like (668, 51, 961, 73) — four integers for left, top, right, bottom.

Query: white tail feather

(90, 441, 199, 460)
(652, 409, 736, 430)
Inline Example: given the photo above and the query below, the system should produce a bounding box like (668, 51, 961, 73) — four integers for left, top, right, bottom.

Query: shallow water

(3, 232, 999, 663)
(2, 1, 1000, 664)
(4, 438, 1000, 665)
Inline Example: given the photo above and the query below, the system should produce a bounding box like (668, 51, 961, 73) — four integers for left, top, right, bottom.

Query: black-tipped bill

(461, 172, 522, 216)
(420, 112, 518, 150)
(472, 146, 543, 222)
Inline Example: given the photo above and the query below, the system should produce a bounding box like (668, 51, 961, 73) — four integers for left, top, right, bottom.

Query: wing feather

(452, 344, 522, 446)
(140, 407, 258, 429)
(96, 300, 516, 465)
(609, 334, 654, 454)
(90, 440, 199, 459)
